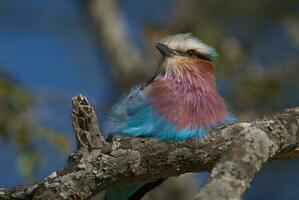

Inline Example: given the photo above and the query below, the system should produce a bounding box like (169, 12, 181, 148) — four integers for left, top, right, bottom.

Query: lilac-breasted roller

(105, 33, 235, 200)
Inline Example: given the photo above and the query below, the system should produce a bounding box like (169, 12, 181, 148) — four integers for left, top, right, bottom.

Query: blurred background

(0, 0, 298, 199)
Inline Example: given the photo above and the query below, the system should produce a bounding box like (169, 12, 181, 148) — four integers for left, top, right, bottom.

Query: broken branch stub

(72, 95, 104, 151)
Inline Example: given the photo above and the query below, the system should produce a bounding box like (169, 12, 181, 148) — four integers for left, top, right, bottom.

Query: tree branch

(0, 96, 298, 200)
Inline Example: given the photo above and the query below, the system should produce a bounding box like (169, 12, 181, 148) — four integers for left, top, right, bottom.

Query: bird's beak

(155, 43, 175, 57)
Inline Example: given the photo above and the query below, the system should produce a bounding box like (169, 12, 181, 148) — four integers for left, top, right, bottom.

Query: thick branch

(0, 96, 298, 200)
(194, 108, 299, 200)
(195, 125, 278, 200)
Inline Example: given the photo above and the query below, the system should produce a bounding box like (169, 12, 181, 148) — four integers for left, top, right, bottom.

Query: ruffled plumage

(107, 85, 235, 141)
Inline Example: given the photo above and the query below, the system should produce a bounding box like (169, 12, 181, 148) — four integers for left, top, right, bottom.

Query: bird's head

(155, 33, 217, 78)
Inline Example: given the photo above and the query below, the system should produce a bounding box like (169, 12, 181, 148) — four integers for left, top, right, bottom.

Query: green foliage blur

(0, 74, 70, 182)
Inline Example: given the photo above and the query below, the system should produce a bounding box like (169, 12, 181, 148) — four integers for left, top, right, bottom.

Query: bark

(0, 95, 298, 200)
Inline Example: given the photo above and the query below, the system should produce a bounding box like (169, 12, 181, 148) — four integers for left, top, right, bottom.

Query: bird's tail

(104, 184, 143, 200)
(104, 179, 167, 200)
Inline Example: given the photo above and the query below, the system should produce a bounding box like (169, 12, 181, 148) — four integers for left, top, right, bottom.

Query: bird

(105, 33, 235, 200)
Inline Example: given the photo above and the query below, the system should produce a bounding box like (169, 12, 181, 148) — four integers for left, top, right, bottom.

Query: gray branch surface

(0, 95, 298, 200)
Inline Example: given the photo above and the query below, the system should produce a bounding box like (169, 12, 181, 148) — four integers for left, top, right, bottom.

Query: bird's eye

(186, 50, 195, 57)
(185, 49, 212, 61)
